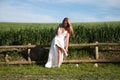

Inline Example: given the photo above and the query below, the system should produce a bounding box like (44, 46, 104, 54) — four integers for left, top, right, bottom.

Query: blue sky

(0, 0, 120, 22)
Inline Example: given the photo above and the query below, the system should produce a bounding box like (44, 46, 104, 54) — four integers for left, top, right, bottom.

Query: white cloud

(30, 0, 120, 7)
(104, 15, 120, 21)
(70, 12, 100, 22)
(57, 0, 120, 10)
(0, 0, 120, 22)
(0, 1, 57, 22)
(0, 11, 56, 22)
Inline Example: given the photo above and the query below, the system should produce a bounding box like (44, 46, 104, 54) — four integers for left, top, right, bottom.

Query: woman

(45, 17, 74, 68)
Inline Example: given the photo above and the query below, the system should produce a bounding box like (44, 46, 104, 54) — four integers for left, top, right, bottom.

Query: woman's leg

(56, 45, 68, 67)
(57, 47, 62, 67)
(56, 45, 63, 67)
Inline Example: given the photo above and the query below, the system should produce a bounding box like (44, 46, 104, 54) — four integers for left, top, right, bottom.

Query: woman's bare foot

(58, 65, 61, 68)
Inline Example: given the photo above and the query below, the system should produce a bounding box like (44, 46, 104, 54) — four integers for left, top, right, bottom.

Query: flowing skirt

(45, 37, 64, 68)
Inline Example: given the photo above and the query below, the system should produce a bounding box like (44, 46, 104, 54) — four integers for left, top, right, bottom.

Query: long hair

(62, 17, 74, 36)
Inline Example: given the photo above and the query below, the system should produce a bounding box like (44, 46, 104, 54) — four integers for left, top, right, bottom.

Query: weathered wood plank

(0, 59, 120, 65)
(95, 42, 99, 59)
(0, 42, 120, 65)
(63, 59, 120, 63)
(0, 43, 120, 49)
(69, 43, 97, 47)
(98, 43, 120, 46)
(0, 45, 36, 49)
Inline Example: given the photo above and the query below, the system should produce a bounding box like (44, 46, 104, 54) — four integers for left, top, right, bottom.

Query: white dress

(45, 27, 67, 68)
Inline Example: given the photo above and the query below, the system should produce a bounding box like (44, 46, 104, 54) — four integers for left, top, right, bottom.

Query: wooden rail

(0, 59, 120, 65)
(0, 42, 119, 49)
(0, 42, 120, 64)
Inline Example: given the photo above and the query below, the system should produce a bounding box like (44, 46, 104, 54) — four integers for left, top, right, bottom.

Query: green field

(0, 63, 120, 80)
(0, 22, 120, 80)
(0, 21, 120, 45)
(0, 21, 120, 61)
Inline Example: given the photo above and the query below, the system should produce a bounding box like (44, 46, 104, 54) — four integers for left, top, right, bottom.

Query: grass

(0, 21, 120, 45)
(0, 63, 120, 80)
(0, 21, 120, 80)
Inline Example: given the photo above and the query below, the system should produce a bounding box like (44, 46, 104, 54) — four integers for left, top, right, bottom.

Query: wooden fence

(0, 42, 120, 64)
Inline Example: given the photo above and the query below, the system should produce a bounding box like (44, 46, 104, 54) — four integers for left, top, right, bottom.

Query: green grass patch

(0, 63, 120, 80)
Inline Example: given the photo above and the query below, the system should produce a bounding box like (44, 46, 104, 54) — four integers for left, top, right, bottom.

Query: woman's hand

(65, 47, 68, 52)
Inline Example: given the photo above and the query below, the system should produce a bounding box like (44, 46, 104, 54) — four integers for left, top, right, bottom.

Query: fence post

(28, 43, 31, 62)
(5, 54, 9, 62)
(95, 41, 99, 59)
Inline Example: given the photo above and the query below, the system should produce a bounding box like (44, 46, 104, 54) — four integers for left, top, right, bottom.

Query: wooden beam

(95, 41, 99, 60)
(69, 43, 97, 47)
(0, 61, 36, 65)
(63, 59, 120, 63)
(27, 43, 31, 62)
(0, 43, 120, 49)
(0, 59, 120, 65)
(0, 45, 36, 49)
(98, 43, 120, 46)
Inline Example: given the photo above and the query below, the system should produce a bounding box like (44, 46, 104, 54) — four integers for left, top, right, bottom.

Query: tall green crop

(0, 22, 120, 46)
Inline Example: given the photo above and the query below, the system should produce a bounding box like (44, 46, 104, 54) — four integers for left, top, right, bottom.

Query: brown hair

(61, 17, 74, 36)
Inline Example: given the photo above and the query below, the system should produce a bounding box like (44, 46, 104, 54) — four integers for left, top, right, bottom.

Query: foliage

(0, 21, 120, 45)
(0, 63, 120, 80)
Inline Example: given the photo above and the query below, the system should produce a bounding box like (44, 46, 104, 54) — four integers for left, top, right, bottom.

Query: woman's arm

(65, 33, 70, 52)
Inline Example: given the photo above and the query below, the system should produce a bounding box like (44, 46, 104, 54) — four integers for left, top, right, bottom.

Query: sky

(0, 0, 120, 23)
